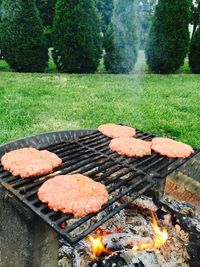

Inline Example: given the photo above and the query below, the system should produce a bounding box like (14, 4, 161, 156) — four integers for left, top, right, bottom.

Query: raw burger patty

(38, 174, 109, 218)
(98, 123, 136, 138)
(151, 137, 194, 158)
(1, 148, 62, 178)
(109, 137, 151, 157)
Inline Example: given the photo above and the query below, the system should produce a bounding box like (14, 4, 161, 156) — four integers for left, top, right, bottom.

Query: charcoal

(89, 252, 145, 267)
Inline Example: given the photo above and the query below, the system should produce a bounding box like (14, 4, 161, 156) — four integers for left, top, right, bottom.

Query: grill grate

(75, 130, 199, 178)
(0, 129, 199, 244)
(0, 137, 154, 244)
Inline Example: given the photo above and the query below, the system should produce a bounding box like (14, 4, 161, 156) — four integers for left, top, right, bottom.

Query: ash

(162, 195, 200, 233)
(58, 196, 191, 267)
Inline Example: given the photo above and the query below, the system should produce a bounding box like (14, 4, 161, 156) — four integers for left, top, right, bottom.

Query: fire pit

(58, 196, 190, 267)
(0, 128, 199, 267)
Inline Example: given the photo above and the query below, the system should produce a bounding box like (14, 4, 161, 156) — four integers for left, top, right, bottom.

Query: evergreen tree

(104, 0, 138, 74)
(0, 0, 3, 58)
(52, 0, 102, 73)
(0, 0, 2, 17)
(97, 0, 114, 34)
(189, 25, 200, 73)
(145, 0, 190, 74)
(1, 0, 48, 72)
(189, 0, 200, 37)
(36, 0, 55, 47)
(137, 0, 157, 49)
(104, 24, 120, 73)
(36, 0, 55, 27)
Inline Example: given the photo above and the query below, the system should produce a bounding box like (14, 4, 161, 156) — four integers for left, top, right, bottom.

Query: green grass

(0, 59, 200, 147)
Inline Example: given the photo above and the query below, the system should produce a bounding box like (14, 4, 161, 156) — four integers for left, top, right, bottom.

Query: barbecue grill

(0, 128, 199, 267)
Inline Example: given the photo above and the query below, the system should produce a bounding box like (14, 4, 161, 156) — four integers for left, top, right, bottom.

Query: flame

(132, 211, 168, 251)
(88, 211, 168, 258)
(132, 243, 151, 251)
(151, 211, 168, 249)
(87, 235, 111, 259)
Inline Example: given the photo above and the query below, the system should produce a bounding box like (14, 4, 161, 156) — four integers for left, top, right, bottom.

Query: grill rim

(0, 129, 95, 157)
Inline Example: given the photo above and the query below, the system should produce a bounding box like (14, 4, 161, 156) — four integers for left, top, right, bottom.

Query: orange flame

(87, 235, 111, 259)
(132, 243, 151, 251)
(132, 211, 168, 251)
(151, 211, 168, 249)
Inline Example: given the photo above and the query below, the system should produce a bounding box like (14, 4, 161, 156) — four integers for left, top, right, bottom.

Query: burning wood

(87, 211, 168, 259)
(103, 233, 154, 250)
(121, 195, 158, 212)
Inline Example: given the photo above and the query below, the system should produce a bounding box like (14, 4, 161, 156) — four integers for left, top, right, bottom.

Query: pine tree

(145, 0, 190, 74)
(36, 0, 56, 47)
(0, 0, 3, 58)
(52, 0, 102, 73)
(104, 24, 120, 73)
(189, 25, 200, 73)
(104, 0, 139, 74)
(36, 0, 55, 27)
(1, 0, 48, 72)
(97, 0, 114, 34)
(137, 0, 157, 49)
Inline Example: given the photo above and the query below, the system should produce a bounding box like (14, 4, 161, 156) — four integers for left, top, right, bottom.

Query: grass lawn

(0, 58, 200, 147)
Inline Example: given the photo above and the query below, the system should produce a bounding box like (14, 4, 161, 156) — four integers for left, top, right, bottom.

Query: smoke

(111, 0, 139, 74)
(110, 0, 152, 106)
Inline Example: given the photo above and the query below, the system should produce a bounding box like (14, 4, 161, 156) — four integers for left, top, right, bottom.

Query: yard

(0, 59, 200, 147)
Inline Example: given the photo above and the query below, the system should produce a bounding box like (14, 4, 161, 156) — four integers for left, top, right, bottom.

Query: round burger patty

(109, 137, 152, 157)
(98, 123, 136, 138)
(151, 137, 194, 158)
(38, 174, 109, 218)
(1, 148, 62, 178)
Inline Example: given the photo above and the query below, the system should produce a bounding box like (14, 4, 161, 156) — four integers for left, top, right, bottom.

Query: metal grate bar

(142, 157, 166, 172)
(75, 140, 146, 176)
(41, 142, 68, 151)
(129, 154, 159, 168)
(157, 151, 198, 177)
(0, 170, 12, 179)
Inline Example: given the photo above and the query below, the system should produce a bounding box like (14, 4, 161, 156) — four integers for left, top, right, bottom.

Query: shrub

(104, 0, 138, 74)
(145, 0, 190, 74)
(189, 26, 200, 73)
(52, 0, 102, 73)
(1, 0, 48, 72)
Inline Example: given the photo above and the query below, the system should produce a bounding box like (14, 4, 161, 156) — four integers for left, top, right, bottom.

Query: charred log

(89, 252, 145, 267)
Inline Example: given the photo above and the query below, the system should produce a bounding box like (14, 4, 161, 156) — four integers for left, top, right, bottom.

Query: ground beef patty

(109, 137, 152, 157)
(38, 174, 109, 218)
(151, 137, 194, 158)
(98, 123, 136, 138)
(1, 148, 62, 178)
